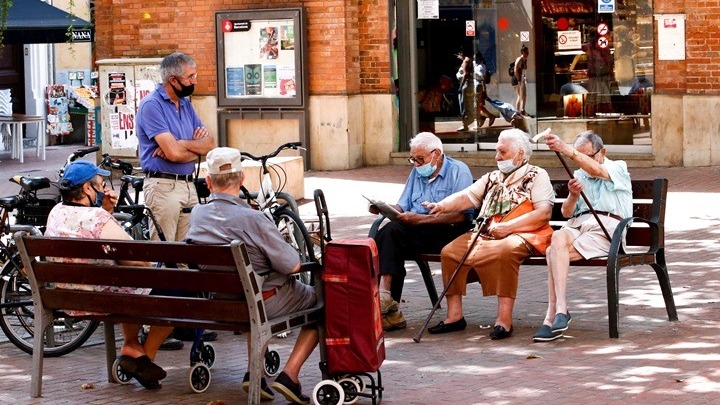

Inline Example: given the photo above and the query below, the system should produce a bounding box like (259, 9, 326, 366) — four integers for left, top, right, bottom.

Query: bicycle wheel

(274, 208, 314, 264)
(275, 191, 300, 216)
(0, 253, 100, 357)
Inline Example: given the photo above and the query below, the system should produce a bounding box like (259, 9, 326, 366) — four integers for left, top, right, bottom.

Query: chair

(0, 88, 46, 163)
(0, 89, 12, 153)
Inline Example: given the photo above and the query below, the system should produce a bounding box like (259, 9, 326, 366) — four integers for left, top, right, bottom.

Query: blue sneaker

(551, 312, 572, 333)
(532, 324, 563, 342)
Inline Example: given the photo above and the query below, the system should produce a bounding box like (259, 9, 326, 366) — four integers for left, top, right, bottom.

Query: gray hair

(574, 130, 604, 152)
(498, 128, 532, 159)
(209, 172, 243, 189)
(409, 132, 443, 153)
(160, 52, 196, 84)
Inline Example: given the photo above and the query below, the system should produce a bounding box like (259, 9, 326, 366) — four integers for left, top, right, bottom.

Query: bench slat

(22, 237, 246, 267)
(39, 289, 251, 324)
(32, 262, 246, 294)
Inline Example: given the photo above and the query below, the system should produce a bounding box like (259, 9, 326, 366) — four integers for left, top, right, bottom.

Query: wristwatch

(571, 149, 578, 160)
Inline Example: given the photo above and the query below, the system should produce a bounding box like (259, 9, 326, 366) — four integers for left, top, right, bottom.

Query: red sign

(597, 22, 609, 36)
(597, 36, 609, 49)
(557, 17, 569, 31)
(466, 21, 475, 36)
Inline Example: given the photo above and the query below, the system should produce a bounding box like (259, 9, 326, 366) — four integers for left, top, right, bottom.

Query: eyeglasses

(408, 149, 437, 165)
(587, 149, 602, 158)
(92, 180, 107, 189)
(175, 73, 198, 82)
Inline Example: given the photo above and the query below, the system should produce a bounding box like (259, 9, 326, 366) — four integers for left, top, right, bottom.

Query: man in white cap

(186, 147, 317, 404)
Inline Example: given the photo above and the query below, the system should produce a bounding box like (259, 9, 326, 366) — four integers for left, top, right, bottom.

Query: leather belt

(262, 287, 278, 300)
(572, 210, 622, 221)
(146, 172, 193, 182)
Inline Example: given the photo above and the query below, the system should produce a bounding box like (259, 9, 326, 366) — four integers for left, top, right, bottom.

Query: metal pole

(554, 151, 612, 241)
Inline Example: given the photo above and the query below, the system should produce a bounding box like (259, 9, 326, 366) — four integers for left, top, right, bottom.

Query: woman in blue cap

(44, 160, 173, 390)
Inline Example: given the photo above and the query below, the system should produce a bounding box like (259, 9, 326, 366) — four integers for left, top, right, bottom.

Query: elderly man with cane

(532, 130, 632, 342)
(419, 129, 554, 341)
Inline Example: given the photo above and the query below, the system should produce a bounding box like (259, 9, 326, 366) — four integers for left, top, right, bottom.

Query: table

(0, 114, 46, 163)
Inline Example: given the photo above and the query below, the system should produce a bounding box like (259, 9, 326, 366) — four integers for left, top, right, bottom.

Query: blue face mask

(89, 185, 105, 208)
(416, 152, 437, 178)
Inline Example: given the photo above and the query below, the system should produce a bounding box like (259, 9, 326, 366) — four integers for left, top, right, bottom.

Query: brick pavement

(1, 147, 720, 404)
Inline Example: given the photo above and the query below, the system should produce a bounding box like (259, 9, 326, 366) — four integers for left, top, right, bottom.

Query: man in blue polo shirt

(136, 52, 216, 349)
(137, 52, 216, 244)
(370, 132, 473, 331)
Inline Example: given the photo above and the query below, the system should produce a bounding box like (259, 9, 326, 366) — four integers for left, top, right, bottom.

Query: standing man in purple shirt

(136, 52, 217, 349)
(136, 52, 216, 244)
(370, 132, 473, 331)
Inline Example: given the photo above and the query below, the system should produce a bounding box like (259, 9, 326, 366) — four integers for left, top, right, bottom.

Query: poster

(277, 65, 296, 96)
(264, 65, 277, 89)
(226, 67, 246, 96)
(108, 72, 127, 105)
(110, 110, 138, 149)
(46, 85, 72, 137)
(245, 64, 263, 95)
(281, 26, 295, 50)
(418, 0, 439, 19)
(656, 14, 686, 60)
(259, 27, 279, 59)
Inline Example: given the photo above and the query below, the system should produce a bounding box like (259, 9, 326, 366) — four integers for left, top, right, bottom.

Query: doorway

(0, 44, 27, 114)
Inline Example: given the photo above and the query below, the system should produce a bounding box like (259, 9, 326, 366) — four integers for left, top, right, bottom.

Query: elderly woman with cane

(420, 129, 554, 340)
(532, 130, 632, 342)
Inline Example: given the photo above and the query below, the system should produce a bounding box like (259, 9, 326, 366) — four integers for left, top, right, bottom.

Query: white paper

(656, 14, 686, 61)
(417, 0, 439, 19)
(363, 195, 400, 221)
(532, 128, 552, 143)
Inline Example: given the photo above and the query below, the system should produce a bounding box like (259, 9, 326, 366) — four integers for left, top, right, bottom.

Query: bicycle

(239, 142, 314, 264)
(0, 146, 102, 357)
(99, 154, 150, 240)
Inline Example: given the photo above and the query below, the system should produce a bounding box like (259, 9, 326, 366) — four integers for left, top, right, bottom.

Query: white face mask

(497, 152, 519, 173)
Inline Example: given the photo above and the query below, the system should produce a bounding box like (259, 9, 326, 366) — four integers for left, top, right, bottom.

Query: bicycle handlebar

(240, 142, 303, 162)
(101, 154, 134, 175)
(70, 146, 100, 161)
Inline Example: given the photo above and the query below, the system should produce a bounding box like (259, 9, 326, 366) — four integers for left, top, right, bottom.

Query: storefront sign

(466, 20, 475, 36)
(557, 30, 581, 50)
(418, 0, 439, 19)
(70, 29, 92, 42)
(598, 0, 615, 13)
(656, 14, 686, 60)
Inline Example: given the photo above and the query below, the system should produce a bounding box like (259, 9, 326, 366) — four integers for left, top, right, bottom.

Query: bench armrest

(368, 214, 388, 238)
(608, 216, 662, 259)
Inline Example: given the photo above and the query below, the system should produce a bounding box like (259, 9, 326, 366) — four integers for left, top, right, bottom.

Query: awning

(4, 0, 94, 44)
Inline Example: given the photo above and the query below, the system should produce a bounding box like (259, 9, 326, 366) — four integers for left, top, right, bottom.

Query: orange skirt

(440, 232, 531, 298)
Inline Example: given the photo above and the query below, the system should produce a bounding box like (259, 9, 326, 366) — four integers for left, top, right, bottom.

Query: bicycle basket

(15, 198, 59, 227)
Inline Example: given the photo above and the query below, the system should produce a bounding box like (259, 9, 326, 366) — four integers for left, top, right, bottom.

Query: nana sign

(70, 29, 93, 42)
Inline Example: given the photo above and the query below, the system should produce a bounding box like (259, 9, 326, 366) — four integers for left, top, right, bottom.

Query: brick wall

(94, 0, 392, 96)
(654, 0, 720, 94)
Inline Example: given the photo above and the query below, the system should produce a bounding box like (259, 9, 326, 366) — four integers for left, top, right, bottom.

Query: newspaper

(363, 195, 400, 221)
(531, 127, 552, 143)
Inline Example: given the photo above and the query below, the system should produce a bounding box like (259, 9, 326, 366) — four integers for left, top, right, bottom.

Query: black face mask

(171, 79, 195, 98)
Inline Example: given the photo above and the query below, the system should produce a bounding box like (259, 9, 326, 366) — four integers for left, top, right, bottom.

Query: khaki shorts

(564, 214, 620, 259)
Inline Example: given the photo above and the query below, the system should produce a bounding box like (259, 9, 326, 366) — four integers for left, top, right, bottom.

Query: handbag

(482, 199, 553, 255)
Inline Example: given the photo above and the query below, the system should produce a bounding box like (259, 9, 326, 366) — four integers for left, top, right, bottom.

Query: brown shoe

(382, 310, 407, 331)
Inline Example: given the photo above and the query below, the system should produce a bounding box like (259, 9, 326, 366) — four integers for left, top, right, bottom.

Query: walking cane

(534, 129, 612, 241)
(413, 217, 488, 343)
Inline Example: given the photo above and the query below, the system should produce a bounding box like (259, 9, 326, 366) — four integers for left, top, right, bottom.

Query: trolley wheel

(200, 342, 216, 369)
(188, 363, 211, 393)
(339, 374, 366, 393)
(111, 358, 133, 384)
(312, 380, 344, 405)
(264, 349, 281, 377)
(337, 377, 361, 404)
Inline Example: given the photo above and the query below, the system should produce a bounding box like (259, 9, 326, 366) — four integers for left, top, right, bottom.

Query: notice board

(216, 8, 306, 108)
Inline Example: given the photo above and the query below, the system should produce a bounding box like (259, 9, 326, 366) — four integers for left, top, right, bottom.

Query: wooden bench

(13, 235, 323, 402)
(369, 178, 677, 338)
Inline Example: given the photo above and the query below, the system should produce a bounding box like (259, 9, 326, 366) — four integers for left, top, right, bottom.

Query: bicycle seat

(120, 175, 144, 190)
(0, 195, 21, 209)
(15, 177, 51, 192)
